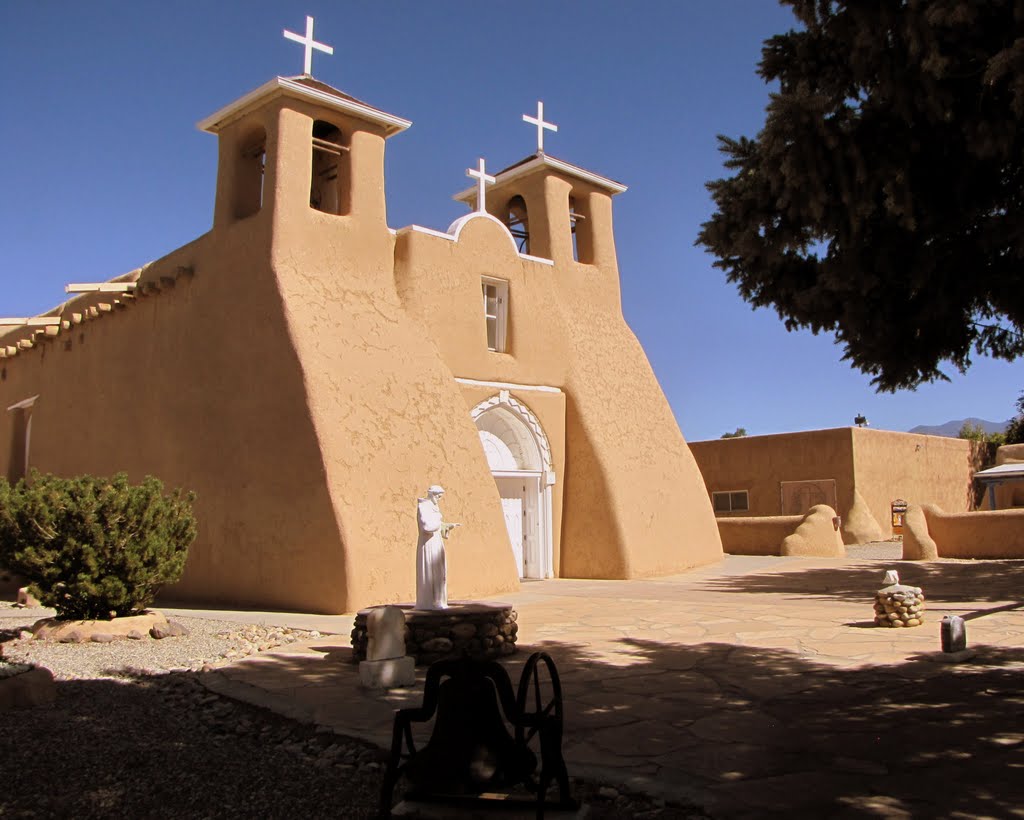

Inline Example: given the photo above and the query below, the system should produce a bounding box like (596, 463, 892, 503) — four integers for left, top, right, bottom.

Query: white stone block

(367, 605, 407, 661)
(359, 656, 415, 689)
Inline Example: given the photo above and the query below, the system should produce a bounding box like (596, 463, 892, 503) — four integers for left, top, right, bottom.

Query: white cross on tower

(523, 101, 558, 154)
(283, 15, 334, 76)
(466, 158, 496, 213)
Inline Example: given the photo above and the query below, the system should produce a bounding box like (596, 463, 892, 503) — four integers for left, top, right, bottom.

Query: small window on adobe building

(712, 490, 749, 513)
(310, 120, 350, 215)
(481, 277, 509, 352)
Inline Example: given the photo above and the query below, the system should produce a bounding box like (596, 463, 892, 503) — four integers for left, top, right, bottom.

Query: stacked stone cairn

(873, 570, 925, 628)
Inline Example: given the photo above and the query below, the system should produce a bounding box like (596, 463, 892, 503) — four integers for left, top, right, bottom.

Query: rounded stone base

(351, 602, 518, 665)
(31, 611, 169, 642)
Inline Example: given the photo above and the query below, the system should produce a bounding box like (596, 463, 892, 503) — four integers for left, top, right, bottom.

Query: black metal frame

(379, 651, 575, 819)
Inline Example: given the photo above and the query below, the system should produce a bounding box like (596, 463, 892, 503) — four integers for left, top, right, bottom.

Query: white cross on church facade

(466, 158, 496, 213)
(283, 15, 334, 76)
(523, 101, 558, 153)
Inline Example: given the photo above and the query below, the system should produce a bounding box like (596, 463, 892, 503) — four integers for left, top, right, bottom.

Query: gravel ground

(0, 603, 710, 819)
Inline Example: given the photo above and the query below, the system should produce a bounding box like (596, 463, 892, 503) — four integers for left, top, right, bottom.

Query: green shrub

(0, 472, 196, 620)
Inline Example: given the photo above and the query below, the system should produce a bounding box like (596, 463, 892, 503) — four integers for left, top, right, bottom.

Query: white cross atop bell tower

(523, 101, 558, 154)
(283, 15, 334, 76)
(466, 158, 496, 213)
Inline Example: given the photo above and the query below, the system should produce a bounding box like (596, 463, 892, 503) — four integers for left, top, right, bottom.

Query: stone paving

(178, 549, 1024, 819)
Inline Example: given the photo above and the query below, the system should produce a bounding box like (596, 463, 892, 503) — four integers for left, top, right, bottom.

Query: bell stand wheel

(515, 651, 571, 808)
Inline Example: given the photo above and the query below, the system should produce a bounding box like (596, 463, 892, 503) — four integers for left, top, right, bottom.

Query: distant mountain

(908, 418, 1011, 437)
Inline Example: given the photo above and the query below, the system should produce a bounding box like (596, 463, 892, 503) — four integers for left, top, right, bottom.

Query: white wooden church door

(495, 477, 526, 577)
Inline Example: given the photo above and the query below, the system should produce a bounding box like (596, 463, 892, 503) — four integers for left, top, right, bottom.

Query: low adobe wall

(903, 503, 1024, 559)
(997, 443, 1024, 465)
(717, 505, 845, 557)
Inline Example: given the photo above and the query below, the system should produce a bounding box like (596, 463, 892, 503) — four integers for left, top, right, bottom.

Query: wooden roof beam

(0, 317, 62, 327)
(65, 283, 137, 294)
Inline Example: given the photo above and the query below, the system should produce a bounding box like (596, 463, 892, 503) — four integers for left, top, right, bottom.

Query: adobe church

(0, 20, 722, 613)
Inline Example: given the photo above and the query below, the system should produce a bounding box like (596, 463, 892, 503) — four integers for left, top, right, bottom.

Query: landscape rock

(151, 620, 190, 639)
(33, 611, 169, 642)
(0, 666, 56, 710)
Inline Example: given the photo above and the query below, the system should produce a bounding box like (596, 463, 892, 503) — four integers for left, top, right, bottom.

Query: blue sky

(1, 1, 1020, 441)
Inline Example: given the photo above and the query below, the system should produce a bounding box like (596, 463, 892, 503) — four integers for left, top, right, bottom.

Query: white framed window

(712, 490, 749, 513)
(481, 277, 509, 352)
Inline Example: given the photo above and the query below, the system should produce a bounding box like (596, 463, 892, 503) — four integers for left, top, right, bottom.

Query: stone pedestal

(352, 602, 518, 665)
(874, 584, 925, 627)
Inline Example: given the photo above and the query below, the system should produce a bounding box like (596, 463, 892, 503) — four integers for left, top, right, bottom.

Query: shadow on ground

(228, 635, 1024, 819)
(0, 672, 387, 819)
(699, 558, 1024, 605)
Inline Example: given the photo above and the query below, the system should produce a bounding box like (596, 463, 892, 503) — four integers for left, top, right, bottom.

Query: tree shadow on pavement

(699, 558, 1024, 605)
(211, 633, 1024, 819)
(534, 636, 1024, 819)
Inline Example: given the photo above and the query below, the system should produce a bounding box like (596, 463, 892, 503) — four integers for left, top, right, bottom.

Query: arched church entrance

(471, 392, 554, 579)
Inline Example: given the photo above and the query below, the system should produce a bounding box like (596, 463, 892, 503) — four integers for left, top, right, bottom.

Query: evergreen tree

(0, 473, 196, 620)
(1006, 391, 1024, 444)
(698, 0, 1024, 391)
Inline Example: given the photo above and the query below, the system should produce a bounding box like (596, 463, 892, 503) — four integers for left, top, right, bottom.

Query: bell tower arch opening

(472, 393, 554, 580)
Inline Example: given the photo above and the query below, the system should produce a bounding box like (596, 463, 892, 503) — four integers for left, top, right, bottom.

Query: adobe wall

(717, 515, 804, 555)
(0, 220, 358, 612)
(904, 503, 1024, 559)
(0, 102, 524, 614)
(849, 428, 976, 534)
(987, 443, 1024, 509)
(261, 104, 520, 611)
(394, 207, 722, 578)
(716, 505, 844, 557)
(689, 429, 868, 541)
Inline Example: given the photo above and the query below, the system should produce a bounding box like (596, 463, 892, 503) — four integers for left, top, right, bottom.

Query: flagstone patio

(175, 550, 1024, 818)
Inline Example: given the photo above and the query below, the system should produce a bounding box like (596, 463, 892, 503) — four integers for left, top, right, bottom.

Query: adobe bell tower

(196, 16, 410, 234)
(453, 102, 625, 271)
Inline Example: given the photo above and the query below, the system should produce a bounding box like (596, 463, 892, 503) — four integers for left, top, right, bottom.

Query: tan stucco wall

(902, 505, 938, 560)
(717, 515, 804, 555)
(985, 443, 1024, 510)
(395, 185, 722, 577)
(690, 429, 866, 541)
(780, 504, 845, 557)
(716, 505, 843, 557)
(0, 231, 359, 612)
(849, 428, 975, 535)
(904, 503, 1024, 559)
(691, 427, 976, 544)
(0, 80, 723, 611)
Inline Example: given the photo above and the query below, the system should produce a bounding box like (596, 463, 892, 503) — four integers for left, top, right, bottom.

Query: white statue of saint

(415, 485, 460, 610)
